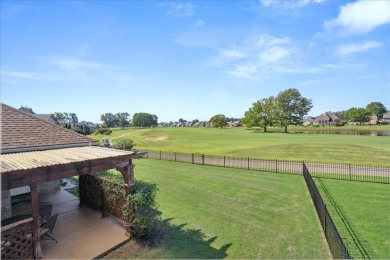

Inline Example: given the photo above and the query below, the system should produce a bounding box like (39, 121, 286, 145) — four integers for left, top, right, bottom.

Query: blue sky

(1, 0, 389, 123)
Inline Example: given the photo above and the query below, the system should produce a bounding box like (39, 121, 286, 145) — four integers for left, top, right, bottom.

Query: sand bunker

(144, 136, 167, 141)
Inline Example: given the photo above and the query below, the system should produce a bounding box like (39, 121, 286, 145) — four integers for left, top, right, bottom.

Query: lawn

(314, 178, 390, 259)
(103, 159, 330, 259)
(88, 126, 390, 167)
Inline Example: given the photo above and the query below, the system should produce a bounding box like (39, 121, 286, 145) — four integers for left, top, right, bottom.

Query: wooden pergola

(1, 146, 136, 259)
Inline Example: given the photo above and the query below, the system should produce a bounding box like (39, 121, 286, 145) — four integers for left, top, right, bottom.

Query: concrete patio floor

(40, 190, 129, 259)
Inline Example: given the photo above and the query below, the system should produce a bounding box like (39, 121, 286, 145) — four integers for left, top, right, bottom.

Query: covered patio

(0, 103, 140, 259)
(1, 146, 136, 259)
(40, 189, 129, 259)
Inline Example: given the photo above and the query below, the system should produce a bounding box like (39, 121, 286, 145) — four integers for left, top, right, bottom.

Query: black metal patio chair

(40, 213, 58, 244)
(39, 202, 53, 224)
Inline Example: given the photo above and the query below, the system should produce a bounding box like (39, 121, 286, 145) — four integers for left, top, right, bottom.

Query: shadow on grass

(102, 217, 232, 259)
(316, 178, 369, 259)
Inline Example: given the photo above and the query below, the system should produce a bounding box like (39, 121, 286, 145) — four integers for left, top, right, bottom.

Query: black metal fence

(303, 163, 352, 259)
(139, 150, 390, 184)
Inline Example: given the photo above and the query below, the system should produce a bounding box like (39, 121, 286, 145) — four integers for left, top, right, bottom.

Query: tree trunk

(263, 126, 267, 132)
(284, 125, 288, 133)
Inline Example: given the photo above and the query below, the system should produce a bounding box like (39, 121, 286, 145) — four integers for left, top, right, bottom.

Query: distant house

(314, 113, 344, 126)
(31, 114, 58, 125)
(382, 112, 390, 124)
(228, 120, 241, 127)
(18, 107, 59, 125)
(302, 116, 315, 126)
(60, 122, 80, 129)
(368, 115, 378, 125)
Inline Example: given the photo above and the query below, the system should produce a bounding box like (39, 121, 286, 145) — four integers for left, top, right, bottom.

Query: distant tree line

(334, 102, 387, 124)
(52, 112, 79, 123)
(100, 112, 158, 128)
(100, 112, 131, 129)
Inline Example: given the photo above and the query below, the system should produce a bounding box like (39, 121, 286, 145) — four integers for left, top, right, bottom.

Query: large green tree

(210, 114, 228, 129)
(100, 112, 118, 128)
(345, 107, 370, 124)
(52, 112, 66, 123)
(366, 102, 387, 120)
(116, 112, 130, 129)
(242, 97, 275, 132)
(52, 112, 78, 123)
(69, 113, 78, 123)
(132, 112, 158, 128)
(274, 88, 313, 133)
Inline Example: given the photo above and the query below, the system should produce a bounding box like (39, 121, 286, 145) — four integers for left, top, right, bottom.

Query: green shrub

(94, 127, 112, 135)
(123, 180, 160, 240)
(113, 138, 135, 150)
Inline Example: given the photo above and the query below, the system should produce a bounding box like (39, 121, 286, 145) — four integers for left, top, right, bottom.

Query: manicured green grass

(89, 127, 390, 167)
(104, 159, 330, 259)
(314, 178, 390, 259)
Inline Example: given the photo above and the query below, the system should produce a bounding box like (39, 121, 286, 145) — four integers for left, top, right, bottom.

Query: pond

(297, 129, 390, 136)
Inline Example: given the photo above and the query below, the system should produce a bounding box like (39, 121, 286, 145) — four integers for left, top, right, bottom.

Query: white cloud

(48, 56, 103, 70)
(1, 56, 106, 83)
(335, 41, 382, 56)
(324, 1, 390, 35)
(227, 64, 258, 79)
(167, 3, 194, 17)
(194, 19, 205, 27)
(0, 70, 56, 80)
(259, 46, 297, 63)
(254, 34, 291, 48)
(215, 34, 302, 79)
(219, 49, 247, 59)
(260, 0, 326, 9)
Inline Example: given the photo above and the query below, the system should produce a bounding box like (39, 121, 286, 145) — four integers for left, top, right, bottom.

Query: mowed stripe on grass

(122, 159, 331, 259)
(314, 178, 390, 259)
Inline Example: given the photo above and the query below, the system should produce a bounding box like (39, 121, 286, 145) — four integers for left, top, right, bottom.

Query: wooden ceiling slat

(1, 146, 134, 190)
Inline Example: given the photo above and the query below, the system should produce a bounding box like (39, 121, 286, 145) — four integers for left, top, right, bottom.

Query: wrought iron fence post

(174, 152, 176, 162)
(349, 164, 351, 181)
(192, 153, 194, 164)
(202, 154, 204, 165)
(276, 159, 278, 173)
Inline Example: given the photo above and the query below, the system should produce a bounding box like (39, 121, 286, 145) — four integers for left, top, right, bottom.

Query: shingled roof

(1, 103, 97, 154)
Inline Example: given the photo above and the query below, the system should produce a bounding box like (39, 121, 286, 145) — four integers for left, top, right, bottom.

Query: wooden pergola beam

(1, 155, 132, 190)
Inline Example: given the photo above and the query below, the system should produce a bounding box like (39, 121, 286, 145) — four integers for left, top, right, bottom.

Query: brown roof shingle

(314, 113, 330, 122)
(1, 103, 96, 153)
